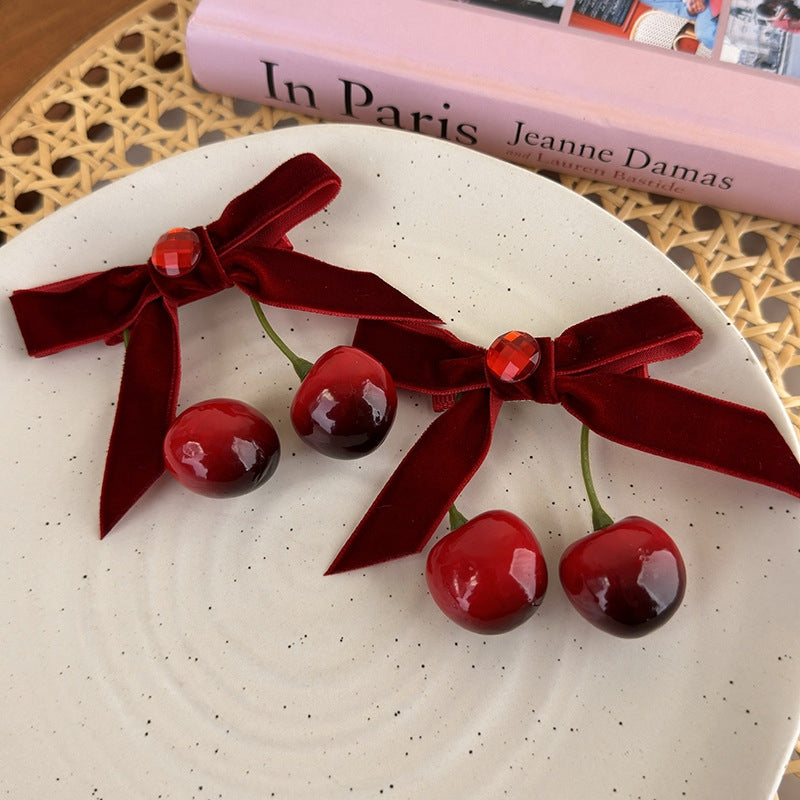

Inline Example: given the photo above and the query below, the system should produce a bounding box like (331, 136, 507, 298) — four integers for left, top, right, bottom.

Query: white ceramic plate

(2, 125, 799, 800)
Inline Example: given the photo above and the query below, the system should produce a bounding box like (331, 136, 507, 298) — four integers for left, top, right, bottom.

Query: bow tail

(562, 373, 800, 499)
(99, 299, 180, 536)
(326, 389, 501, 574)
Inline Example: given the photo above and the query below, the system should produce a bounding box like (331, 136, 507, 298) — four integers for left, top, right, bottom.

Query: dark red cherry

(425, 509, 548, 634)
(163, 398, 280, 497)
(563, 425, 687, 637)
(559, 515, 686, 638)
(290, 345, 397, 459)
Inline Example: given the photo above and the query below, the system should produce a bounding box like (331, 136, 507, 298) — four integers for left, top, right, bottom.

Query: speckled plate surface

(2, 125, 799, 800)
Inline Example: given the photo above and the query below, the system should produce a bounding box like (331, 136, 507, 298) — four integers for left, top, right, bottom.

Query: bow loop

(553, 296, 702, 375)
(10, 266, 157, 356)
(208, 152, 341, 255)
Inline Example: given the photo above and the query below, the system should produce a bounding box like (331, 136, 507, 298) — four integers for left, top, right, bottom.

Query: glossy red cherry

(290, 345, 397, 459)
(560, 425, 687, 637)
(559, 516, 686, 638)
(249, 300, 397, 459)
(163, 398, 280, 497)
(426, 509, 548, 634)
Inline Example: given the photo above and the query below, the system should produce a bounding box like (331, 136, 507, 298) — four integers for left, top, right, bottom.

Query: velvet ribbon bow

(326, 295, 800, 573)
(9, 153, 440, 536)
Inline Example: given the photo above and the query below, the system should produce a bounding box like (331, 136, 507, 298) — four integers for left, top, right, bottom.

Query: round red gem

(486, 331, 541, 383)
(150, 228, 201, 277)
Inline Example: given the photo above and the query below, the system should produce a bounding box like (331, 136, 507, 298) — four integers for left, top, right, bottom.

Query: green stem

(448, 504, 469, 531)
(122, 328, 130, 349)
(250, 297, 314, 380)
(580, 424, 614, 531)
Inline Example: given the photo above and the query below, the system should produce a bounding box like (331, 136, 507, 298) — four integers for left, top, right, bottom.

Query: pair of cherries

(162, 342, 396, 495)
(425, 333, 686, 640)
(163, 341, 396, 495)
(426, 427, 686, 639)
(156, 229, 397, 497)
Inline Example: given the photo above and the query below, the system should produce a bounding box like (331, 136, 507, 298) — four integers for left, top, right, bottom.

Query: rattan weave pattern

(0, 1, 799, 795)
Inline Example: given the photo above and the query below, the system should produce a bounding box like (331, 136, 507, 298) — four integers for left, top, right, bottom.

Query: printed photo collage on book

(455, 0, 800, 78)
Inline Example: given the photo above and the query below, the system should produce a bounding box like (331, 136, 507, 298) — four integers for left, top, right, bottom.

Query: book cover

(185, 0, 800, 223)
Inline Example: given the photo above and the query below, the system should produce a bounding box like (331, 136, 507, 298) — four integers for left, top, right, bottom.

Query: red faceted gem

(485, 330, 541, 383)
(150, 227, 201, 277)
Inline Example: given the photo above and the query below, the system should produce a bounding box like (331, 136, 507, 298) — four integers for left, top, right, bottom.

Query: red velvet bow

(327, 296, 800, 573)
(9, 153, 440, 536)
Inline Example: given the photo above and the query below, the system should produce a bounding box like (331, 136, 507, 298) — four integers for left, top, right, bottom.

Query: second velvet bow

(10, 153, 440, 536)
(326, 295, 800, 573)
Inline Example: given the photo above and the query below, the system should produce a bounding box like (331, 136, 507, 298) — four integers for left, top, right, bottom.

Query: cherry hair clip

(9, 153, 440, 536)
(326, 295, 800, 574)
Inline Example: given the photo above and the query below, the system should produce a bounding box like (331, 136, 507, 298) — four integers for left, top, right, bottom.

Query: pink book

(186, 0, 800, 223)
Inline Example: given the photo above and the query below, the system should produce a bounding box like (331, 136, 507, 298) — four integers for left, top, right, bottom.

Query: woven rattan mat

(1, 1, 799, 793)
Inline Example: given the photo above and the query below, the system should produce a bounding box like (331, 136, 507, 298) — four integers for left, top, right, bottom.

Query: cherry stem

(250, 297, 314, 381)
(449, 504, 469, 531)
(580, 424, 614, 531)
(122, 329, 130, 349)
